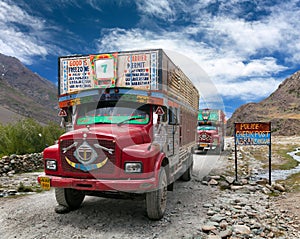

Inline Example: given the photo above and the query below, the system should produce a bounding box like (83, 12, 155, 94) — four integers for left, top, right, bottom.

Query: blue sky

(1, 0, 300, 118)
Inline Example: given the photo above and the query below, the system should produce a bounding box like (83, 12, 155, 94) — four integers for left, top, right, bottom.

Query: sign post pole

(269, 122, 272, 185)
(234, 123, 238, 182)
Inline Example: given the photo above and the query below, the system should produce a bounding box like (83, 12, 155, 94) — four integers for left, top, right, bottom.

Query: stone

(219, 220, 228, 229)
(240, 178, 248, 185)
(210, 175, 221, 180)
(208, 179, 219, 186)
(233, 225, 251, 235)
(219, 229, 232, 238)
(225, 176, 235, 184)
(202, 175, 211, 182)
(210, 214, 226, 222)
(207, 210, 215, 216)
(207, 236, 221, 239)
(265, 183, 273, 190)
(230, 185, 244, 190)
(219, 181, 230, 190)
(261, 187, 271, 194)
(202, 224, 217, 232)
(273, 183, 285, 192)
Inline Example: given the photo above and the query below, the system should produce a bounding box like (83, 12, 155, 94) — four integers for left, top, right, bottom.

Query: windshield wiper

(117, 116, 145, 126)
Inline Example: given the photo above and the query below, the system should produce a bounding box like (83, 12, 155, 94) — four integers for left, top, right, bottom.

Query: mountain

(227, 70, 300, 136)
(0, 53, 58, 124)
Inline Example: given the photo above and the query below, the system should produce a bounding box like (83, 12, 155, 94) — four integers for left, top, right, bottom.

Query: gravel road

(0, 154, 222, 239)
(2, 137, 299, 239)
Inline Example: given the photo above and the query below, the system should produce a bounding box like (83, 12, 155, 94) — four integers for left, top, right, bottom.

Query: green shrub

(0, 118, 64, 156)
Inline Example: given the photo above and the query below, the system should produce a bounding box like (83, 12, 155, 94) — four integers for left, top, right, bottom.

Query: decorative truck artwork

(37, 49, 199, 220)
(194, 109, 225, 154)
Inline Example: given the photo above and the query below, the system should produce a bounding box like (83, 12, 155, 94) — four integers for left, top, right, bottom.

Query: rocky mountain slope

(227, 70, 300, 136)
(0, 53, 58, 124)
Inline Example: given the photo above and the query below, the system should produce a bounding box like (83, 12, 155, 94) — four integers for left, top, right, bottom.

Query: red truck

(38, 49, 199, 220)
(194, 109, 225, 154)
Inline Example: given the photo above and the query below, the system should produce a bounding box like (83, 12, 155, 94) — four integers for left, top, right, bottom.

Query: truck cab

(38, 49, 199, 220)
(195, 109, 225, 154)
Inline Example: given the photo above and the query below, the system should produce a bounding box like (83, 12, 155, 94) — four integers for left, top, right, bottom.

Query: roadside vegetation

(249, 144, 299, 170)
(244, 142, 300, 193)
(0, 118, 64, 157)
(281, 173, 300, 192)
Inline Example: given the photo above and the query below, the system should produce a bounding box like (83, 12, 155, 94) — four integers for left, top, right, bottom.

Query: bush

(0, 118, 64, 156)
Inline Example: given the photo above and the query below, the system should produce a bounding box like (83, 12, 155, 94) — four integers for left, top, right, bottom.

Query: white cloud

(96, 26, 288, 102)
(217, 78, 282, 101)
(0, 1, 44, 30)
(135, 0, 176, 21)
(1, 0, 299, 106)
(94, 0, 300, 103)
(208, 17, 282, 55)
(0, 1, 48, 64)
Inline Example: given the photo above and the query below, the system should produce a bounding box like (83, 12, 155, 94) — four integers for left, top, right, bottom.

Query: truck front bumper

(196, 143, 217, 150)
(37, 174, 157, 192)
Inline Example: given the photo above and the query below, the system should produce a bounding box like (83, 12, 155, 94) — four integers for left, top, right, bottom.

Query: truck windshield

(197, 125, 216, 131)
(76, 102, 150, 125)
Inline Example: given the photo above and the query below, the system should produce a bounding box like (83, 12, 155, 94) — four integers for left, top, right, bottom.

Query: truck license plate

(200, 144, 208, 147)
(40, 176, 51, 191)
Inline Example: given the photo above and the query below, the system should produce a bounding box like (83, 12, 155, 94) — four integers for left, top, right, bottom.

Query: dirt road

(0, 154, 222, 239)
(1, 138, 300, 239)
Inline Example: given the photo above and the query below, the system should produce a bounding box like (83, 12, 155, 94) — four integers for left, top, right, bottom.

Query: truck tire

(55, 188, 85, 210)
(181, 154, 193, 181)
(146, 167, 167, 220)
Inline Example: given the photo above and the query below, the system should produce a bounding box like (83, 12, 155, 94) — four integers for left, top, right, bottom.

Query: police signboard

(235, 122, 271, 145)
(234, 122, 272, 184)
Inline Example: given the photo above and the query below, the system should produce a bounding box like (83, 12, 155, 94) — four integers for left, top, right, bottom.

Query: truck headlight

(45, 159, 57, 171)
(125, 162, 142, 173)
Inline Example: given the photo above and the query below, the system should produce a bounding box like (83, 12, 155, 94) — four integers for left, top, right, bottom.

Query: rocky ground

(0, 136, 300, 238)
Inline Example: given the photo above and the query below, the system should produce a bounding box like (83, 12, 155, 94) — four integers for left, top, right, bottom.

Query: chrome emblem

(62, 140, 114, 172)
(74, 141, 98, 165)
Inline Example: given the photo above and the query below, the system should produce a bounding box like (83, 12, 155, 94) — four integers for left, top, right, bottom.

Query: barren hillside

(0, 53, 58, 124)
(227, 71, 300, 136)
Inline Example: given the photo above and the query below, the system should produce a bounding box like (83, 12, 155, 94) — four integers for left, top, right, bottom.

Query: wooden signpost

(234, 122, 272, 184)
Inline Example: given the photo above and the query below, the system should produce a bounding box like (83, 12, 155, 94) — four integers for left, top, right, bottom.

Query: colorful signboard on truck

(59, 51, 158, 95)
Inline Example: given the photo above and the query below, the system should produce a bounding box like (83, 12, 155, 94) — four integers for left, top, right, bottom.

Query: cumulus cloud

(94, 0, 300, 103)
(135, 0, 176, 21)
(1, 0, 299, 106)
(0, 1, 48, 64)
(95, 26, 287, 102)
(217, 78, 282, 101)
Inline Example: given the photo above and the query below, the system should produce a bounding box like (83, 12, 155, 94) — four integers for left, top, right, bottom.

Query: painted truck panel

(38, 49, 199, 220)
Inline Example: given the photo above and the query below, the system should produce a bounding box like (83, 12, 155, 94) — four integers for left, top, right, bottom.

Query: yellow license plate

(200, 144, 208, 147)
(40, 176, 51, 191)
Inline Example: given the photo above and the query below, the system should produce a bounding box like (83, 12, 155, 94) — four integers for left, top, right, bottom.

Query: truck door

(168, 107, 179, 158)
(152, 106, 168, 152)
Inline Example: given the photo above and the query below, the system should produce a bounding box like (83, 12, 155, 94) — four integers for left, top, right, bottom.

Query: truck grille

(199, 132, 212, 142)
(60, 139, 116, 175)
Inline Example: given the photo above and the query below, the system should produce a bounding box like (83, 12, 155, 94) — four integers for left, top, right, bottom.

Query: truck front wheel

(55, 188, 85, 210)
(146, 167, 168, 220)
